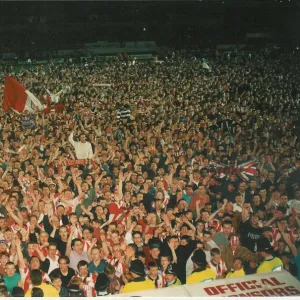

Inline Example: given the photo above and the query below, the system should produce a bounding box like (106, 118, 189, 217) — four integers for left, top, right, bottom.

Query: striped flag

(235, 160, 258, 181)
(210, 160, 258, 181)
(3, 76, 45, 113)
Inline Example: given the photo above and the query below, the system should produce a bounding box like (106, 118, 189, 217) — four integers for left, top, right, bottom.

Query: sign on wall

(117, 271, 300, 297)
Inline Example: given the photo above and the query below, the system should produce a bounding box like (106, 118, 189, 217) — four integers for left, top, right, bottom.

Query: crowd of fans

(0, 51, 299, 297)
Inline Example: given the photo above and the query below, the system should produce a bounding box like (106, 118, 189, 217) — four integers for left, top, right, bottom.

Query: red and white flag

(3, 75, 44, 113)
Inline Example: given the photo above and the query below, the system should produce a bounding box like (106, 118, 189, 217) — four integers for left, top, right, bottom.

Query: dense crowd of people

(0, 51, 299, 297)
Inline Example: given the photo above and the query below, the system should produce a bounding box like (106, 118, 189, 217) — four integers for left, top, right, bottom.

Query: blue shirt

(4, 272, 21, 294)
(88, 260, 107, 274)
(183, 193, 192, 205)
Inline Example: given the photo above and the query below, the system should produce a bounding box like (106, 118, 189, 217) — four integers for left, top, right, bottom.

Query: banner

(117, 271, 300, 297)
(185, 271, 300, 297)
(66, 159, 86, 166)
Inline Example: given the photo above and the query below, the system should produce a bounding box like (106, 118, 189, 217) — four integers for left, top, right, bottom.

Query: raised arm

(241, 203, 250, 223)
(278, 222, 297, 258)
(66, 226, 75, 257)
(15, 237, 26, 270)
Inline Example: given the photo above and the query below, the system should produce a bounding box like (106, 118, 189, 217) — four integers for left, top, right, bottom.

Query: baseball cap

(150, 243, 160, 250)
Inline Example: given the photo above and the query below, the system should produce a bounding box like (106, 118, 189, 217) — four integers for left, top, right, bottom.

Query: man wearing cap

(186, 249, 216, 284)
(122, 259, 155, 294)
(145, 243, 161, 265)
(165, 263, 181, 287)
(256, 238, 283, 273)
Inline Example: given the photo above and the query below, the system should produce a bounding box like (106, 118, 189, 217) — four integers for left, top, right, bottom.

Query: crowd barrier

(115, 271, 300, 297)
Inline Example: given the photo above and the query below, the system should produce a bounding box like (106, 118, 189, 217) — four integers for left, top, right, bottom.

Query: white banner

(116, 271, 300, 297)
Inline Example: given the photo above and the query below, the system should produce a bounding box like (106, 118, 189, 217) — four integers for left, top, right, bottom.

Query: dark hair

(222, 220, 233, 227)
(136, 251, 146, 259)
(233, 257, 244, 265)
(11, 286, 25, 297)
(104, 263, 115, 275)
(77, 260, 88, 270)
(68, 284, 84, 297)
(50, 270, 62, 282)
(71, 238, 82, 248)
(0, 286, 8, 297)
(31, 287, 44, 297)
(48, 241, 57, 248)
(127, 243, 137, 252)
(148, 261, 158, 269)
(58, 255, 70, 264)
(132, 231, 142, 238)
(210, 248, 221, 256)
(30, 270, 43, 286)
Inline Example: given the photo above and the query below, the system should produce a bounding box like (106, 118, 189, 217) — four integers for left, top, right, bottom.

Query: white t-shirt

(68, 133, 94, 159)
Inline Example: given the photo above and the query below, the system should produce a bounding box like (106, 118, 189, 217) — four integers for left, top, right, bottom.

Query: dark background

(0, 0, 299, 55)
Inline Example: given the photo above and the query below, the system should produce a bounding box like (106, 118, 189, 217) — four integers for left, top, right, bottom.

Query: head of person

(229, 234, 240, 250)
(11, 286, 25, 297)
(79, 134, 86, 143)
(48, 241, 57, 258)
(149, 243, 160, 259)
(257, 238, 274, 258)
(148, 261, 158, 278)
(68, 284, 84, 297)
(238, 182, 247, 192)
(191, 249, 208, 270)
(0, 286, 8, 298)
(210, 248, 221, 264)
(160, 255, 171, 269)
(0, 253, 8, 269)
(59, 225, 68, 240)
(90, 247, 102, 262)
(222, 220, 233, 236)
(50, 271, 63, 291)
(165, 263, 178, 283)
(280, 252, 291, 266)
(30, 256, 41, 270)
(95, 273, 110, 295)
(31, 287, 44, 297)
(71, 238, 83, 254)
(30, 269, 43, 287)
(202, 230, 212, 243)
(129, 259, 145, 279)
(250, 213, 260, 226)
(5, 261, 16, 277)
(104, 263, 116, 278)
(125, 243, 137, 258)
(58, 256, 70, 272)
(77, 260, 89, 277)
(132, 231, 143, 246)
(232, 257, 244, 271)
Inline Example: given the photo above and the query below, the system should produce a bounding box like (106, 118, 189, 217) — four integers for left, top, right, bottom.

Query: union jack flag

(210, 160, 258, 181)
